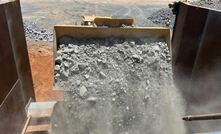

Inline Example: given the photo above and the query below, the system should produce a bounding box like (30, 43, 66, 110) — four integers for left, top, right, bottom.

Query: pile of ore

(148, 8, 175, 29)
(51, 36, 180, 134)
(23, 20, 53, 41)
(148, 0, 221, 29)
(191, 0, 221, 10)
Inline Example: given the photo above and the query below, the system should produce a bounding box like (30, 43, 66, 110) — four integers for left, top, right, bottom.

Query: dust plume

(51, 37, 187, 134)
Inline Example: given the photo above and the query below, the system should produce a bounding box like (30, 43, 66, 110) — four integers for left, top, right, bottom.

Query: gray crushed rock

(23, 20, 53, 41)
(191, 0, 221, 10)
(52, 36, 179, 134)
(148, 0, 221, 29)
(148, 8, 175, 29)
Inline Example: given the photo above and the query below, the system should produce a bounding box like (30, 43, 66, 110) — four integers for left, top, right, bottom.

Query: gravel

(23, 20, 53, 42)
(148, 8, 175, 29)
(191, 0, 221, 10)
(51, 36, 186, 134)
(22, 0, 221, 43)
(148, 0, 221, 29)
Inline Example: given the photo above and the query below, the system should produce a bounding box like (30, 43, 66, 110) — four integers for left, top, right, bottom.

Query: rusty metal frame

(172, 2, 221, 103)
(172, 2, 221, 133)
(0, 0, 35, 134)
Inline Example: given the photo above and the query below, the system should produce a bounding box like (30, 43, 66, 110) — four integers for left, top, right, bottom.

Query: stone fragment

(79, 86, 87, 97)
(54, 65, 60, 71)
(63, 48, 74, 53)
(99, 71, 106, 79)
(73, 46, 79, 53)
(78, 63, 88, 71)
(76, 80, 81, 86)
(132, 54, 143, 63)
(84, 74, 90, 80)
(60, 70, 69, 80)
(70, 65, 80, 74)
(55, 56, 62, 65)
(129, 41, 136, 47)
(63, 62, 69, 68)
(152, 45, 160, 53)
(87, 97, 98, 103)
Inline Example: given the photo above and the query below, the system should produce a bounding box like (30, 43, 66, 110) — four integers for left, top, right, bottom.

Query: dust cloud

(51, 85, 186, 134)
(51, 37, 187, 134)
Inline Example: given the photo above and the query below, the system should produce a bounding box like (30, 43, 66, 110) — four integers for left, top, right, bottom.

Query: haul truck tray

(54, 26, 171, 51)
(52, 25, 171, 133)
(53, 26, 171, 88)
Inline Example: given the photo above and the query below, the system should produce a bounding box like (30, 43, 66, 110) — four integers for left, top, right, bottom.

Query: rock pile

(191, 0, 221, 10)
(148, 0, 221, 29)
(23, 20, 53, 42)
(148, 8, 175, 29)
(51, 37, 183, 134)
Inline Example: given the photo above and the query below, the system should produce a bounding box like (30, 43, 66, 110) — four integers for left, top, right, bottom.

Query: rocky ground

(191, 0, 221, 10)
(24, 21, 53, 42)
(147, 0, 221, 29)
(21, 2, 174, 42)
(51, 36, 185, 134)
(22, 0, 221, 42)
(21, 0, 170, 42)
(148, 8, 175, 28)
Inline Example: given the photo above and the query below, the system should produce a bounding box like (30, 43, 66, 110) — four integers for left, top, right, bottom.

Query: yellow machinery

(81, 15, 111, 26)
(81, 15, 134, 27)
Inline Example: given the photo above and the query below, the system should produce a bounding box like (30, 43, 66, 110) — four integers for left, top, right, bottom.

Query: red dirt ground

(27, 40, 63, 102)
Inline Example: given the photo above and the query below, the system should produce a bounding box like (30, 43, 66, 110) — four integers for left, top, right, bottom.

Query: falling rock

(63, 48, 74, 53)
(54, 65, 60, 71)
(99, 71, 106, 79)
(55, 56, 62, 65)
(84, 74, 90, 80)
(132, 54, 143, 63)
(97, 59, 102, 63)
(78, 63, 88, 71)
(161, 53, 167, 60)
(55, 73, 60, 78)
(60, 70, 69, 80)
(152, 45, 161, 53)
(146, 80, 150, 86)
(62, 54, 68, 59)
(68, 44, 74, 48)
(56, 50, 62, 56)
(73, 46, 79, 53)
(79, 86, 87, 97)
(87, 97, 98, 104)
(129, 41, 136, 47)
(63, 62, 69, 68)
(70, 66, 80, 74)
(132, 54, 140, 59)
(76, 80, 81, 86)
